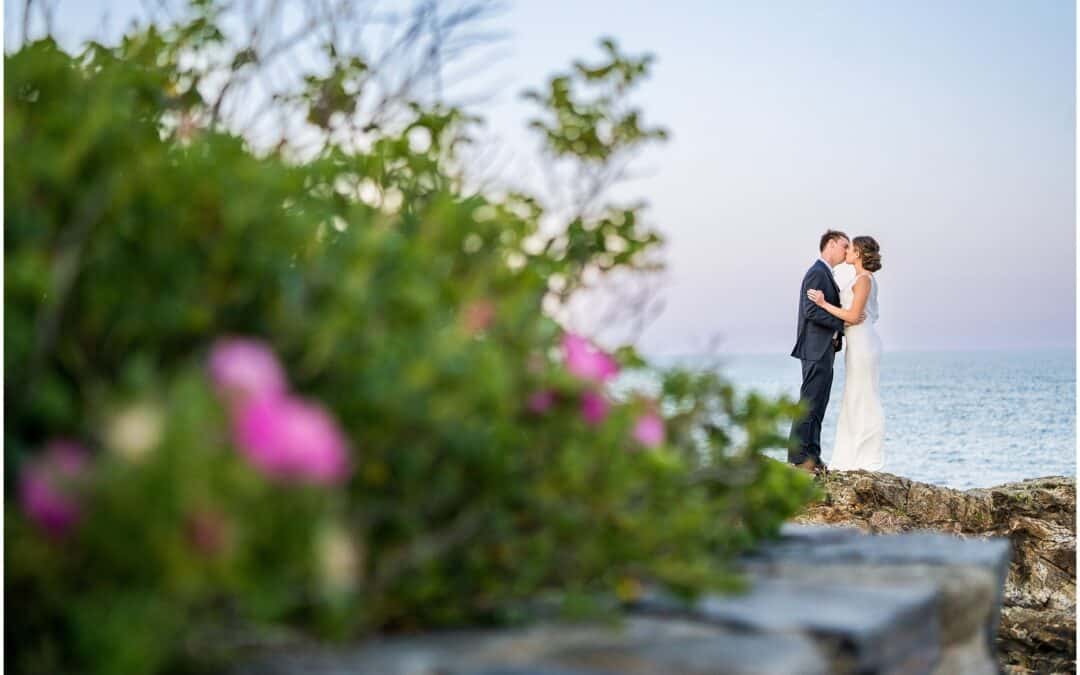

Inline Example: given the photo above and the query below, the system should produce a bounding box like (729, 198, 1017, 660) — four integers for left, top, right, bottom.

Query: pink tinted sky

(11, 1, 1076, 355)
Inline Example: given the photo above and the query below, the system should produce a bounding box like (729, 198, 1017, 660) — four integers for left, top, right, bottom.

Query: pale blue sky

(8, 1, 1076, 354)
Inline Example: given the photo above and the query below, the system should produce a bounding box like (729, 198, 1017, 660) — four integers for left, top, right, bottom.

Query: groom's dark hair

(819, 229, 849, 252)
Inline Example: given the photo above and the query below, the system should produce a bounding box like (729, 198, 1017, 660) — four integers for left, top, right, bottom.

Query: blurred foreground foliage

(5, 3, 817, 673)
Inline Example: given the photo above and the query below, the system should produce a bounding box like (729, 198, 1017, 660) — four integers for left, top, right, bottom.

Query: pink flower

(561, 333, 619, 384)
(581, 390, 610, 426)
(234, 395, 351, 485)
(463, 299, 496, 335)
(632, 412, 665, 448)
(527, 389, 556, 414)
(18, 440, 89, 538)
(209, 337, 288, 406)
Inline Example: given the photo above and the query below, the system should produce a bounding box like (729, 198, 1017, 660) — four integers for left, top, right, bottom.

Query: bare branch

(22, 0, 33, 45)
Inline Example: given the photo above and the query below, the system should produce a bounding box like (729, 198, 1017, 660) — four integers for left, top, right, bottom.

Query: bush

(5, 7, 817, 674)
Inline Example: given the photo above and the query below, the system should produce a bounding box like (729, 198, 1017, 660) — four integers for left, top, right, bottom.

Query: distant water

(645, 349, 1075, 490)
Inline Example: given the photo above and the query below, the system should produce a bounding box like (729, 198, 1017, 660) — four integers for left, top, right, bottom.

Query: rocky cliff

(793, 472, 1075, 674)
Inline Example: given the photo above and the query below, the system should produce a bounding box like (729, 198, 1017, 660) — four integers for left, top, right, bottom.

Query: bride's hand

(844, 312, 867, 327)
(806, 289, 825, 307)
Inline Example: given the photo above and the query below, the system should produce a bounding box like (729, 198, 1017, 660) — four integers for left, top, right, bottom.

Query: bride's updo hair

(853, 236, 882, 272)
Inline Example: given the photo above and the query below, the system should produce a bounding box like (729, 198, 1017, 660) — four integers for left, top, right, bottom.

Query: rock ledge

(793, 471, 1076, 674)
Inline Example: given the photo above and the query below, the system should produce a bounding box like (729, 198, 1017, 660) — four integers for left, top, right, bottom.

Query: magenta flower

(527, 389, 556, 414)
(561, 333, 619, 383)
(234, 395, 351, 485)
(632, 412, 665, 448)
(209, 337, 288, 406)
(581, 390, 610, 426)
(18, 440, 89, 538)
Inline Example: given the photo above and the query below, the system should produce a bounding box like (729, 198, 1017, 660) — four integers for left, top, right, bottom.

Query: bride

(807, 236, 884, 471)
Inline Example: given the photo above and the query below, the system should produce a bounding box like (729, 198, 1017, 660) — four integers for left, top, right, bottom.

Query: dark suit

(789, 260, 846, 465)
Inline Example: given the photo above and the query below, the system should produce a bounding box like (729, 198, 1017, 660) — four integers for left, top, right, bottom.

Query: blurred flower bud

(234, 395, 351, 485)
(176, 110, 200, 143)
(19, 440, 89, 538)
(105, 402, 163, 462)
(632, 411, 665, 448)
(581, 389, 610, 426)
(462, 298, 496, 335)
(209, 337, 288, 407)
(562, 333, 619, 383)
(527, 389, 556, 414)
(185, 509, 232, 558)
(317, 524, 361, 593)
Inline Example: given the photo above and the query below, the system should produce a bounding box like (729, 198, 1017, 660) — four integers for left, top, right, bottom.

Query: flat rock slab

(632, 576, 940, 674)
(233, 617, 829, 675)
(738, 525, 1013, 674)
(755, 526, 1011, 628)
(233, 525, 1016, 675)
(762, 524, 1012, 574)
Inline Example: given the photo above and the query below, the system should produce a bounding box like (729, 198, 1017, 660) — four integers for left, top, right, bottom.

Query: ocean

(646, 349, 1076, 490)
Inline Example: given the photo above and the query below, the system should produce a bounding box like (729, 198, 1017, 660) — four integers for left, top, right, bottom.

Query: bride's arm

(808, 276, 870, 324)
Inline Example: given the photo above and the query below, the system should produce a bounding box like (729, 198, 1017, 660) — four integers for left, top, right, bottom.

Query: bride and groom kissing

(789, 230, 884, 477)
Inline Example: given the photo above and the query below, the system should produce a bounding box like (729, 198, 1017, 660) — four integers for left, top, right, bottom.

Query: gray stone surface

(542, 630, 828, 675)
(235, 524, 1017, 675)
(700, 579, 941, 674)
(233, 617, 829, 675)
(749, 563, 996, 646)
(631, 576, 941, 674)
(753, 524, 1011, 655)
(736, 526, 1011, 674)
(763, 523, 1013, 573)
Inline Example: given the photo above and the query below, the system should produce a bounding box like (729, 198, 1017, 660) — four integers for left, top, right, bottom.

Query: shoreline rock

(792, 471, 1076, 674)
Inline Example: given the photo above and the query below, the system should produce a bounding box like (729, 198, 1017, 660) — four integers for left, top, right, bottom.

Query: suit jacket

(791, 260, 846, 361)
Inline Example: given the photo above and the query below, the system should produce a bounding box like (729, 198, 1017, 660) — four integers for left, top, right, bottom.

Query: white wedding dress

(829, 273, 885, 471)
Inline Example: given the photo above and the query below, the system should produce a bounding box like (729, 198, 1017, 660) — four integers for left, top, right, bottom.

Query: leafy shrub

(5, 6, 817, 673)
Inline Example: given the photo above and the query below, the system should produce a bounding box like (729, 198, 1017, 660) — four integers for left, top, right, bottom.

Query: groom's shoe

(794, 458, 828, 477)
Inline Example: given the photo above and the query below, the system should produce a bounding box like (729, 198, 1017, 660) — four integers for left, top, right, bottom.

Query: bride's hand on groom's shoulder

(806, 289, 825, 307)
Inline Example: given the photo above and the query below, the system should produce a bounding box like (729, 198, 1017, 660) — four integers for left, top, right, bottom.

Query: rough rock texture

(792, 472, 1076, 674)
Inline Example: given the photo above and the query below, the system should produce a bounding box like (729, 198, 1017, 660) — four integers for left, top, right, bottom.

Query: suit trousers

(788, 346, 835, 465)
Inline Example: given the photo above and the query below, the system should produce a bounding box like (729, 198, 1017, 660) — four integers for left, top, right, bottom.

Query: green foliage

(522, 37, 668, 163)
(5, 11, 817, 674)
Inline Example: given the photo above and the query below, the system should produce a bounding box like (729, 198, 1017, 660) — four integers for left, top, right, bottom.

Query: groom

(789, 230, 863, 475)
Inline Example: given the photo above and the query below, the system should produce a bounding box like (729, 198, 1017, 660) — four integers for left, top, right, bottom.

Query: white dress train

(829, 273, 885, 471)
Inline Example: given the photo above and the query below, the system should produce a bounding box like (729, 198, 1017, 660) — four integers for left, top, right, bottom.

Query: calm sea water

(646, 349, 1076, 489)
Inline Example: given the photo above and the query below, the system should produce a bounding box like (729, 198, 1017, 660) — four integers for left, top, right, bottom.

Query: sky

(8, 0, 1076, 355)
